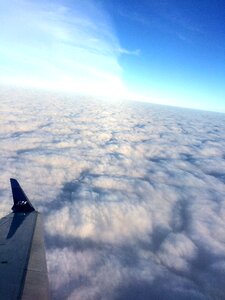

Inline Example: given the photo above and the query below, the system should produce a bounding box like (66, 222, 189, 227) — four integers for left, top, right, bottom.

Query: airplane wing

(0, 179, 49, 300)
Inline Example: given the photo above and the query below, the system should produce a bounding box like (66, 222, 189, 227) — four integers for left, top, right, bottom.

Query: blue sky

(0, 0, 225, 112)
(108, 0, 225, 112)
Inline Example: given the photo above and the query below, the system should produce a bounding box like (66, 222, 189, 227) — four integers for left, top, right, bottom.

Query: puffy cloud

(0, 87, 225, 299)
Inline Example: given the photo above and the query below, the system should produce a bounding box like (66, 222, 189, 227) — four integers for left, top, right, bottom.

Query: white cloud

(0, 87, 225, 299)
(117, 47, 141, 56)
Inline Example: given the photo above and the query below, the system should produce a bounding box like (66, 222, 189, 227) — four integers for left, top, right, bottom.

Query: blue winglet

(10, 178, 35, 213)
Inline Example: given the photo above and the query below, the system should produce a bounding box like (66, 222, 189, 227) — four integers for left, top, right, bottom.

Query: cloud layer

(0, 87, 225, 299)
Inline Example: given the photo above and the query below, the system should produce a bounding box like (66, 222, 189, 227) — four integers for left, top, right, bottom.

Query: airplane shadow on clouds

(43, 173, 224, 300)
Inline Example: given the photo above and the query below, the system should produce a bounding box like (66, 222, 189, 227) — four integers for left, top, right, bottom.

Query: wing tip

(10, 178, 19, 188)
(10, 178, 35, 213)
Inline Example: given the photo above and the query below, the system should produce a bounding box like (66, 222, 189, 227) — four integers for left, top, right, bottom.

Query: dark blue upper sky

(105, 0, 225, 111)
(0, 0, 224, 111)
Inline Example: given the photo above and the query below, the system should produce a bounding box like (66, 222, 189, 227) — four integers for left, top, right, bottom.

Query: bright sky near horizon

(0, 0, 225, 112)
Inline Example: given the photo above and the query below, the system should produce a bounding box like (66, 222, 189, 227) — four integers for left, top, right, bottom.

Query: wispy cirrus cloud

(117, 47, 141, 56)
(0, 0, 133, 97)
